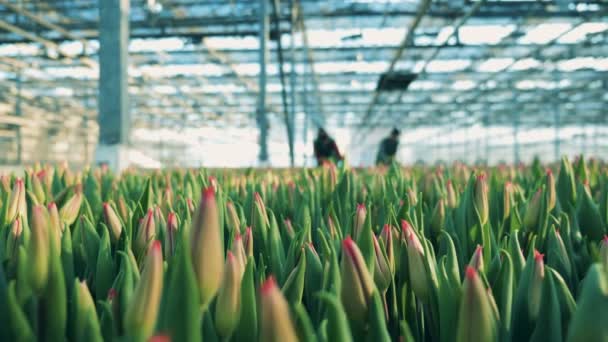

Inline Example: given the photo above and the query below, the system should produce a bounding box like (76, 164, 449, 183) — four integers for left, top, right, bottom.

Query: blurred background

(0, 0, 606, 169)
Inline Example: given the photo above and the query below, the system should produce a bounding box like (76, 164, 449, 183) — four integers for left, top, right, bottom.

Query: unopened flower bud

(446, 180, 457, 209)
(456, 267, 498, 342)
(243, 227, 253, 258)
(523, 189, 542, 231)
(545, 169, 556, 211)
(165, 212, 178, 257)
(215, 252, 243, 339)
(380, 224, 394, 274)
(225, 201, 241, 233)
(468, 245, 484, 273)
(373, 234, 392, 293)
(430, 199, 446, 236)
(134, 209, 156, 258)
(191, 187, 224, 309)
(340, 237, 375, 324)
(124, 241, 164, 340)
(28, 205, 50, 293)
(59, 189, 82, 226)
(353, 204, 367, 240)
(5, 178, 26, 224)
(102, 202, 123, 243)
(474, 174, 489, 225)
(528, 250, 545, 319)
(260, 277, 298, 342)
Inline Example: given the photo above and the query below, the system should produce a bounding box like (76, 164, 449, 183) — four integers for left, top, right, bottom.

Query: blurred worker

(314, 128, 343, 166)
(376, 128, 401, 165)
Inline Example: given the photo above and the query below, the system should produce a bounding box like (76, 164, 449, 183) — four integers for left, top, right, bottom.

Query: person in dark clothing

(376, 128, 401, 165)
(313, 128, 343, 166)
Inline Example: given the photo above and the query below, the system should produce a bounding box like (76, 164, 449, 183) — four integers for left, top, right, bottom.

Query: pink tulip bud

(59, 189, 82, 226)
(380, 224, 395, 274)
(446, 180, 457, 208)
(191, 187, 224, 309)
(528, 250, 545, 318)
(243, 227, 253, 258)
(165, 212, 178, 257)
(134, 209, 156, 258)
(225, 201, 241, 232)
(469, 245, 484, 273)
(5, 178, 26, 224)
(340, 237, 375, 324)
(214, 252, 243, 338)
(260, 277, 299, 342)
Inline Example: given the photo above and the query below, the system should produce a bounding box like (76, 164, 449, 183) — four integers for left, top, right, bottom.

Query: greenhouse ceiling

(0, 0, 606, 139)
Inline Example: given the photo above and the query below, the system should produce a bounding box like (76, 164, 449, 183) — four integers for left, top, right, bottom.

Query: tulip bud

(186, 197, 195, 214)
(59, 190, 82, 226)
(117, 196, 130, 224)
(45, 202, 62, 256)
(124, 241, 164, 340)
(403, 220, 431, 301)
(528, 250, 545, 318)
(6, 217, 22, 261)
(340, 237, 375, 324)
(231, 232, 247, 273)
(226, 201, 241, 232)
(446, 180, 457, 209)
(283, 219, 295, 239)
(600, 236, 608, 269)
(165, 212, 178, 257)
(523, 189, 542, 231)
(372, 234, 392, 293)
(215, 252, 243, 339)
(28, 205, 50, 293)
(468, 245, 484, 273)
(102, 202, 122, 243)
(474, 174, 489, 225)
(503, 182, 513, 220)
(566, 264, 608, 341)
(191, 187, 224, 309)
(31, 171, 46, 204)
(243, 227, 253, 258)
(0, 174, 10, 193)
(456, 267, 498, 342)
(134, 209, 155, 258)
(545, 169, 556, 211)
(5, 178, 26, 224)
(380, 224, 394, 274)
(162, 186, 173, 213)
(260, 277, 299, 342)
(430, 199, 446, 236)
(73, 280, 103, 341)
(353, 204, 367, 239)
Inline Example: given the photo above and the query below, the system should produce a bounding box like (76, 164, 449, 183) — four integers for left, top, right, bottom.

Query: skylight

(519, 23, 573, 44)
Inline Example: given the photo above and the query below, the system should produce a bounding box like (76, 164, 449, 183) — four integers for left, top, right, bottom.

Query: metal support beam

(96, 0, 130, 170)
(256, 0, 269, 164)
(289, 0, 298, 166)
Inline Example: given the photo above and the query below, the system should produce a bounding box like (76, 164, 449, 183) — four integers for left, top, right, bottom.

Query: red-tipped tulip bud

(134, 209, 156, 258)
(6, 218, 22, 261)
(260, 277, 298, 342)
(254, 192, 269, 225)
(215, 252, 243, 339)
(191, 187, 224, 309)
(225, 201, 241, 232)
(102, 202, 123, 243)
(523, 189, 542, 231)
(165, 212, 178, 257)
(456, 267, 498, 342)
(446, 180, 457, 209)
(600, 236, 608, 269)
(231, 233, 247, 273)
(243, 227, 253, 258)
(59, 190, 82, 226)
(380, 224, 395, 274)
(353, 204, 367, 239)
(545, 169, 556, 211)
(373, 234, 392, 293)
(503, 182, 513, 220)
(340, 237, 375, 324)
(186, 198, 195, 214)
(474, 174, 489, 225)
(28, 205, 50, 293)
(468, 245, 484, 273)
(404, 223, 430, 302)
(124, 241, 164, 340)
(0, 174, 10, 193)
(528, 250, 545, 318)
(162, 186, 173, 212)
(5, 178, 26, 224)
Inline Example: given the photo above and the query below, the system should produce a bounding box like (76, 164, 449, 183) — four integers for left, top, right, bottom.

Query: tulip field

(1, 156, 607, 341)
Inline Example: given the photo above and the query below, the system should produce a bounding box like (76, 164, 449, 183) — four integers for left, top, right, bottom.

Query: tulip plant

(0, 156, 607, 341)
